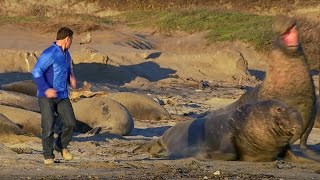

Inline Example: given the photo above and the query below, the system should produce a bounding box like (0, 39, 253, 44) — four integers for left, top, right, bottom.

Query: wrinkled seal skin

(134, 100, 303, 162)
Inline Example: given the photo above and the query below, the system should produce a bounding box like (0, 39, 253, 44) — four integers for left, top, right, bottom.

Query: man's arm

(68, 57, 76, 89)
(32, 51, 56, 97)
(69, 73, 77, 89)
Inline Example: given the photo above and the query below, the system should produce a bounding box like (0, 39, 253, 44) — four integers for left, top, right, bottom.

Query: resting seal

(134, 100, 303, 162)
(107, 92, 171, 120)
(0, 105, 41, 136)
(72, 97, 134, 135)
(0, 90, 39, 112)
(1, 80, 37, 96)
(69, 81, 171, 120)
(0, 113, 25, 135)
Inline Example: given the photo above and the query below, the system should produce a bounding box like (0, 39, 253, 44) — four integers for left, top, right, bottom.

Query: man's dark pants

(38, 98, 76, 159)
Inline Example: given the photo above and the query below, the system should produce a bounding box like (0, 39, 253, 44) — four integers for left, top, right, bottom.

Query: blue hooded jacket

(32, 42, 72, 99)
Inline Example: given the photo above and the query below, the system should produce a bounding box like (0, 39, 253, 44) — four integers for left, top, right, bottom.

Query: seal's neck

(261, 46, 312, 95)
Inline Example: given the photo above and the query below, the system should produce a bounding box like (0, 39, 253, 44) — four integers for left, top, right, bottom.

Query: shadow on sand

(0, 61, 176, 87)
(73, 61, 176, 86)
(72, 126, 172, 142)
(0, 72, 33, 86)
(130, 126, 172, 137)
(72, 133, 125, 142)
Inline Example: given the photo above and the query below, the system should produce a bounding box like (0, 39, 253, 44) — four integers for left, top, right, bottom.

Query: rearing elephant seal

(134, 100, 303, 162)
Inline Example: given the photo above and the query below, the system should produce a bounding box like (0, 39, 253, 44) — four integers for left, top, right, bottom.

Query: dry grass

(17, 14, 112, 34)
(87, 0, 319, 12)
(0, 0, 319, 68)
(36, 14, 108, 33)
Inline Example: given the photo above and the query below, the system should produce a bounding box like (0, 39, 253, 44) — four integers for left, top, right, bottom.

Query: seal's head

(230, 100, 303, 161)
(272, 16, 302, 55)
(267, 100, 303, 143)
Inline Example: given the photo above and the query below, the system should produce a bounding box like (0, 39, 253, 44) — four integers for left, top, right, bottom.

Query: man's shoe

(62, 149, 73, 161)
(44, 159, 55, 165)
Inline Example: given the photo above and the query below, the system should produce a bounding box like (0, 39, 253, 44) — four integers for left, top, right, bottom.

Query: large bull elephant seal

(107, 92, 171, 120)
(1, 80, 37, 96)
(134, 100, 304, 162)
(72, 97, 134, 135)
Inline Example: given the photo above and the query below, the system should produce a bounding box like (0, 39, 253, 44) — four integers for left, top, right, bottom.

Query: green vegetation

(0, 9, 274, 51)
(119, 9, 274, 51)
(0, 14, 113, 33)
(0, 16, 48, 24)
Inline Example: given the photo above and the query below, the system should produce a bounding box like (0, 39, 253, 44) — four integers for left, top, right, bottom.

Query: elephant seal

(0, 113, 25, 135)
(0, 90, 39, 112)
(69, 81, 171, 120)
(72, 97, 134, 135)
(0, 105, 41, 136)
(218, 16, 316, 154)
(1, 80, 37, 96)
(107, 92, 171, 120)
(0, 95, 135, 136)
(134, 100, 303, 162)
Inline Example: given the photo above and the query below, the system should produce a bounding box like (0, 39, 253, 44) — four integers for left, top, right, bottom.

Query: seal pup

(134, 100, 303, 162)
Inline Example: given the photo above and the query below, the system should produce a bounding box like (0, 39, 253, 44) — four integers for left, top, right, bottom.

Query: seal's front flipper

(133, 139, 165, 155)
(283, 149, 318, 163)
(0, 113, 24, 135)
(86, 127, 102, 134)
(300, 147, 320, 162)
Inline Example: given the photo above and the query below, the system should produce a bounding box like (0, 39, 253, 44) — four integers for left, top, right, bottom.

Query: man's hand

(70, 74, 77, 89)
(45, 88, 57, 98)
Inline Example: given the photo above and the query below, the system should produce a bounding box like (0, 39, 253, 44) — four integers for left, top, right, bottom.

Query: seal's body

(72, 97, 134, 135)
(1, 80, 37, 96)
(134, 100, 303, 162)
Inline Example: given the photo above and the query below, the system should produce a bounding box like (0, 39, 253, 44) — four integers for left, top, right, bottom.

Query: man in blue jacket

(32, 27, 77, 165)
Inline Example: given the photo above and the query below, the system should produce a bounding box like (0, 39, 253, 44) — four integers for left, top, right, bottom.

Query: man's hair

(56, 27, 73, 40)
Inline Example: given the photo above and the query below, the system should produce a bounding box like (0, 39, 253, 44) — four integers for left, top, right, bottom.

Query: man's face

(66, 36, 73, 49)
(282, 26, 299, 47)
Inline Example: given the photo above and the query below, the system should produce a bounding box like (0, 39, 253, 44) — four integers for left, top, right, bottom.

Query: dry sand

(0, 23, 319, 179)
